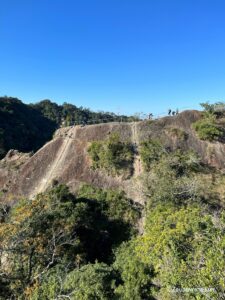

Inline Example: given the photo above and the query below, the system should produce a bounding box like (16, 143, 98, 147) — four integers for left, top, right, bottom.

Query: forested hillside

(0, 97, 133, 159)
(1, 140, 225, 299)
(1, 102, 225, 299)
(0, 97, 56, 159)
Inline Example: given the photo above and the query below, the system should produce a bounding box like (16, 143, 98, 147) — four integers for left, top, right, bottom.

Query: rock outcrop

(1, 110, 225, 204)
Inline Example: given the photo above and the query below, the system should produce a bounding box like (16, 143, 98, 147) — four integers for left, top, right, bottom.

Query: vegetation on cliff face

(139, 139, 166, 171)
(192, 102, 224, 141)
(193, 114, 223, 141)
(88, 133, 134, 177)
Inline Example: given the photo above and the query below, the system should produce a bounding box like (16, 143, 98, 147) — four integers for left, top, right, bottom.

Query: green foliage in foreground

(0, 184, 139, 299)
(31, 263, 116, 300)
(118, 203, 225, 299)
(88, 133, 134, 177)
(113, 243, 155, 300)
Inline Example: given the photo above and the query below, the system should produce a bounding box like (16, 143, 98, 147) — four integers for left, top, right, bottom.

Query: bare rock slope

(1, 110, 225, 203)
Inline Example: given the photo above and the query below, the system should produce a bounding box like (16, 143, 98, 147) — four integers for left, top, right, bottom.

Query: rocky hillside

(0, 97, 136, 160)
(1, 109, 225, 204)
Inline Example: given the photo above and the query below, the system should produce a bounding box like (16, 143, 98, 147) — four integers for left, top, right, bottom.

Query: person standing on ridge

(148, 113, 153, 119)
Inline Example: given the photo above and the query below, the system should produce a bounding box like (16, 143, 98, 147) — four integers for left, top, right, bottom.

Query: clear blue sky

(1, 0, 225, 116)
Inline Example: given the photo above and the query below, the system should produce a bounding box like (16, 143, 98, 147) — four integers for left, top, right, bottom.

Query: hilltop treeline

(30, 99, 135, 126)
(0, 97, 136, 159)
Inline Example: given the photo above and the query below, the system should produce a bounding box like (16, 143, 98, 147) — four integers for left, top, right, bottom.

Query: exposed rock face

(1, 110, 225, 203)
(0, 150, 32, 195)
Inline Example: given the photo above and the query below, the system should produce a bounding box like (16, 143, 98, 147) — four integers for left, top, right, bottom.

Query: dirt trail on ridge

(30, 127, 76, 197)
(131, 122, 142, 176)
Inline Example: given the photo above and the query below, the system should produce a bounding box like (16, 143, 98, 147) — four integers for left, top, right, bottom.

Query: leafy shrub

(88, 133, 134, 177)
(132, 203, 225, 299)
(193, 115, 223, 141)
(139, 139, 166, 171)
(141, 149, 202, 207)
(193, 102, 224, 141)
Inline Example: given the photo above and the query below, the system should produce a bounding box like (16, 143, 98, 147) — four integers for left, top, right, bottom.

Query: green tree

(193, 114, 223, 141)
(114, 242, 155, 299)
(133, 203, 225, 299)
(31, 263, 116, 300)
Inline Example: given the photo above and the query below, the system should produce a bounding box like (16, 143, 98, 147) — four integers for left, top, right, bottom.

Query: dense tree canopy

(0, 184, 139, 299)
(0, 97, 56, 159)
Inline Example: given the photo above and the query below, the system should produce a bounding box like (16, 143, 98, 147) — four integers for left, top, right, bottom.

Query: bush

(88, 133, 134, 177)
(139, 139, 166, 171)
(200, 101, 225, 116)
(141, 149, 202, 207)
(193, 115, 223, 141)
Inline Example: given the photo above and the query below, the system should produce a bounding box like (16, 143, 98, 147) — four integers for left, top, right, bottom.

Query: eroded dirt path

(131, 122, 142, 176)
(31, 127, 76, 197)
